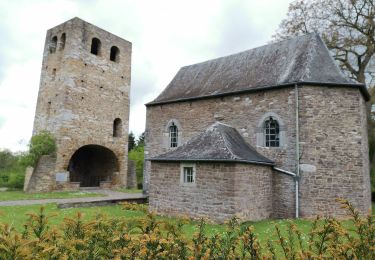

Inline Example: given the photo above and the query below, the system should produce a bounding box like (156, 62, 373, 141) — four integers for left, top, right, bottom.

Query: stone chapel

(145, 34, 371, 222)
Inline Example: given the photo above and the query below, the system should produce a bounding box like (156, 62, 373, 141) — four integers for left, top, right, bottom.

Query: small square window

(184, 167, 194, 183)
(180, 164, 196, 185)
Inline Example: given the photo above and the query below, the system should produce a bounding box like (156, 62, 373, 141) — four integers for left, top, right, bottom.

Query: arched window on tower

(110, 46, 120, 62)
(49, 36, 57, 53)
(263, 117, 280, 147)
(60, 33, 66, 50)
(91, 38, 101, 55)
(113, 118, 122, 137)
(169, 122, 178, 148)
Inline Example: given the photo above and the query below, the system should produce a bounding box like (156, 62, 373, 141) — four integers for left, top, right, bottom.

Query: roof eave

(145, 81, 369, 107)
(147, 158, 275, 166)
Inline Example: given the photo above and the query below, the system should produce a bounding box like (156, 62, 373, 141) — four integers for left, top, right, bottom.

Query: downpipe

(295, 83, 300, 219)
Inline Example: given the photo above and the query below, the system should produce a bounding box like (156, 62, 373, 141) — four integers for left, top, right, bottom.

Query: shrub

(0, 150, 25, 189)
(0, 200, 373, 259)
(0, 171, 24, 189)
(0, 149, 18, 171)
(20, 131, 56, 168)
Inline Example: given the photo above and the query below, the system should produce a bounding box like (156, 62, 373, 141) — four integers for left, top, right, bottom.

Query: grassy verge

(0, 190, 104, 201)
(0, 203, 301, 239)
(0, 203, 373, 238)
(115, 188, 143, 193)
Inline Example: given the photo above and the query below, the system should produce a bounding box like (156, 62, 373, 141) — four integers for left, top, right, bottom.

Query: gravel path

(0, 189, 147, 206)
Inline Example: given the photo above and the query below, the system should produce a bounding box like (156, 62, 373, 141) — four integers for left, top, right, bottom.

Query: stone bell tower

(26, 17, 132, 192)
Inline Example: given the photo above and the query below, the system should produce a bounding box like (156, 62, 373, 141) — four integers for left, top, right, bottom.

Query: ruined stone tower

(26, 17, 131, 192)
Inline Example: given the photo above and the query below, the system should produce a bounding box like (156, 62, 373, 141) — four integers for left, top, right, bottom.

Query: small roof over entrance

(149, 122, 274, 166)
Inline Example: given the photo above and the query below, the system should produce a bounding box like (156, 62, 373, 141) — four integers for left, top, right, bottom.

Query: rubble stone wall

(149, 162, 273, 223)
(30, 18, 131, 191)
(146, 86, 371, 218)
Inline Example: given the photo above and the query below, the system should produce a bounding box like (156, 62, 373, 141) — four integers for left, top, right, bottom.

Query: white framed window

(256, 112, 286, 148)
(263, 117, 279, 147)
(180, 163, 196, 185)
(169, 122, 178, 148)
(165, 119, 182, 149)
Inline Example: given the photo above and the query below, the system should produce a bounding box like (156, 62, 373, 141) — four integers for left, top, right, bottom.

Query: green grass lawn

(0, 202, 373, 241)
(115, 188, 143, 193)
(0, 203, 304, 239)
(0, 190, 104, 201)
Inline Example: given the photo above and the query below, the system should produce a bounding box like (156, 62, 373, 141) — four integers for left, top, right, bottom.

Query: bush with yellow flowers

(0, 199, 373, 259)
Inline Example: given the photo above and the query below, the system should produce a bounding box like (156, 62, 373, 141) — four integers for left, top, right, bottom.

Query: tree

(20, 131, 56, 168)
(128, 132, 136, 152)
(274, 0, 375, 86)
(0, 149, 17, 172)
(137, 132, 145, 147)
(128, 145, 144, 188)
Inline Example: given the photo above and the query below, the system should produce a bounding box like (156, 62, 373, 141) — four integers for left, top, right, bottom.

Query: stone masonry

(29, 17, 132, 191)
(149, 162, 273, 222)
(24, 155, 56, 192)
(145, 86, 371, 219)
(145, 87, 297, 218)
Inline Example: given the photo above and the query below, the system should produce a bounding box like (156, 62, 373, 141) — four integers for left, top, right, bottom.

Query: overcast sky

(0, 0, 293, 152)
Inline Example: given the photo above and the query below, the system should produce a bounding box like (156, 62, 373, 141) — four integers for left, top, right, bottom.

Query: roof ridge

(301, 33, 319, 81)
(215, 124, 240, 160)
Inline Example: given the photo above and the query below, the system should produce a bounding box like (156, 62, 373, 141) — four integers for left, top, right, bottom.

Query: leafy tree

(136, 132, 145, 147)
(128, 132, 136, 152)
(0, 149, 18, 172)
(274, 0, 375, 86)
(0, 149, 24, 189)
(128, 145, 144, 187)
(20, 131, 56, 168)
(128, 132, 145, 187)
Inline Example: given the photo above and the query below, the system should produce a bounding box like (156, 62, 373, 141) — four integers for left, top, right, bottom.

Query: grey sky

(0, 0, 292, 151)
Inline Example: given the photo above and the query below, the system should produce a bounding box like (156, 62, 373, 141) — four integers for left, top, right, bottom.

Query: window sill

(257, 146, 286, 150)
(180, 182, 196, 187)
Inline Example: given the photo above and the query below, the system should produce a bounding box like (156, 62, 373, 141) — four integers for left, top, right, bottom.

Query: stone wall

(145, 87, 298, 217)
(146, 85, 371, 218)
(272, 172, 295, 218)
(25, 155, 56, 193)
(234, 164, 273, 221)
(30, 18, 131, 191)
(149, 162, 273, 223)
(23, 167, 34, 192)
(298, 86, 371, 217)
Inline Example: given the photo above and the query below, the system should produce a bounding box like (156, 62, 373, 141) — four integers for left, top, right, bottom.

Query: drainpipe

(295, 83, 300, 218)
(273, 167, 296, 177)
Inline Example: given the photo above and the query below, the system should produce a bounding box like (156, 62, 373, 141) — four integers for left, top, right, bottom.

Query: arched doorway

(68, 145, 118, 187)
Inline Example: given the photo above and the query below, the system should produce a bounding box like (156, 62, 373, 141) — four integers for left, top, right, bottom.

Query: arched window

(169, 122, 178, 148)
(263, 117, 279, 147)
(110, 46, 120, 62)
(60, 33, 66, 50)
(52, 68, 56, 80)
(49, 36, 57, 53)
(113, 118, 122, 137)
(91, 38, 101, 55)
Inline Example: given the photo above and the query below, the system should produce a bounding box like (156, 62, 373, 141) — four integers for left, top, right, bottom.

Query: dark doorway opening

(68, 145, 118, 187)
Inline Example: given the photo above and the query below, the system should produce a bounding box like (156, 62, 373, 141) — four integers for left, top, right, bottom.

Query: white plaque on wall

(56, 172, 68, 182)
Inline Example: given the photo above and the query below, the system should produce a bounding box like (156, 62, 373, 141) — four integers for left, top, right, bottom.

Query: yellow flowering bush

(0, 200, 373, 259)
